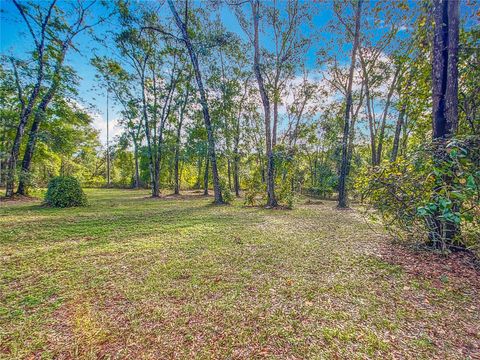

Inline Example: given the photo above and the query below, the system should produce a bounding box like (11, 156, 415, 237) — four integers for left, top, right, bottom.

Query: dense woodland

(0, 0, 479, 254)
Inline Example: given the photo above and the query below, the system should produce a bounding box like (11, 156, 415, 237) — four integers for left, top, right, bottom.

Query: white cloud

(91, 111, 122, 146)
(68, 98, 122, 146)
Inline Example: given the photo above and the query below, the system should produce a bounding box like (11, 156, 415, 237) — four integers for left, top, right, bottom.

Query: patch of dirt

(0, 194, 39, 203)
(377, 243, 480, 290)
(304, 199, 324, 205)
(142, 192, 212, 201)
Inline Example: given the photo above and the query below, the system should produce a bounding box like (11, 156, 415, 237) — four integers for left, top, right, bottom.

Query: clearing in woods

(1, 188, 479, 359)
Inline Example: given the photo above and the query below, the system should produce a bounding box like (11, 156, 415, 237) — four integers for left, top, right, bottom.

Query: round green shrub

(44, 176, 87, 208)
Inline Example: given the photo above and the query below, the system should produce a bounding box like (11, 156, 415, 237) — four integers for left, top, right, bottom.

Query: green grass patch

(0, 189, 478, 359)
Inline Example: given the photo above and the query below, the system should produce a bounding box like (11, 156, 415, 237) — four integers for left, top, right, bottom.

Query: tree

(107, 4, 182, 197)
(10, 0, 104, 196)
(231, 0, 278, 207)
(173, 73, 192, 194)
(166, 0, 224, 204)
(4, 0, 56, 197)
(430, 0, 460, 245)
(337, 0, 363, 209)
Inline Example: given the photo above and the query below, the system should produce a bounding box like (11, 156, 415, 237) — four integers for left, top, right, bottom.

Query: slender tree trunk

(401, 115, 409, 156)
(232, 80, 247, 198)
(233, 156, 240, 197)
(203, 155, 209, 196)
(174, 100, 186, 194)
(195, 157, 203, 189)
(359, 54, 377, 167)
(227, 159, 232, 190)
(174, 144, 180, 194)
(233, 130, 240, 197)
(16, 113, 42, 196)
(6, 121, 27, 197)
(167, 0, 223, 204)
(133, 139, 140, 189)
(140, 67, 157, 198)
(152, 171, 160, 197)
(375, 67, 400, 165)
(337, 0, 362, 209)
(152, 155, 161, 198)
(251, 0, 277, 207)
(272, 98, 278, 147)
(390, 103, 406, 162)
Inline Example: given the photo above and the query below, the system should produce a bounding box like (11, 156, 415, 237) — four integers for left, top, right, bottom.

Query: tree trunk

(195, 157, 203, 189)
(251, 0, 277, 207)
(430, 0, 460, 247)
(445, 0, 459, 135)
(174, 101, 186, 195)
(233, 156, 240, 197)
(203, 155, 209, 196)
(337, 0, 363, 209)
(174, 146, 181, 195)
(133, 139, 140, 189)
(233, 130, 240, 197)
(16, 113, 42, 196)
(17, 82, 57, 195)
(359, 54, 377, 167)
(432, 0, 449, 139)
(272, 97, 278, 147)
(390, 103, 406, 162)
(140, 67, 157, 198)
(5, 82, 44, 197)
(375, 66, 400, 165)
(227, 159, 232, 191)
(5, 119, 28, 197)
(168, 0, 223, 204)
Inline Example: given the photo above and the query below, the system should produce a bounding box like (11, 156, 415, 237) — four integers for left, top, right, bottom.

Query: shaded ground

(0, 189, 478, 359)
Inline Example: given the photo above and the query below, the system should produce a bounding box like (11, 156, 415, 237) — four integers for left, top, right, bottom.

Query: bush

(44, 176, 88, 208)
(356, 136, 479, 255)
(244, 170, 264, 206)
(277, 182, 296, 209)
(220, 179, 234, 204)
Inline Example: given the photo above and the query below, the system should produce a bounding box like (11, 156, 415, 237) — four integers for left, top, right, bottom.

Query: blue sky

(0, 1, 475, 145)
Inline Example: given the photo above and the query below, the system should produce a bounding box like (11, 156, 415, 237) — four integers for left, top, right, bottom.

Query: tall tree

(337, 0, 363, 209)
(430, 0, 460, 244)
(4, 0, 56, 197)
(16, 1, 102, 195)
(166, 0, 224, 204)
(232, 0, 278, 206)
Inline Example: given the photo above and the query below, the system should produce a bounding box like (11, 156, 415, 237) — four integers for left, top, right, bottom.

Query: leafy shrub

(357, 136, 479, 254)
(277, 181, 296, 209)
(220, 179, 234, 204)
(305, 164, 337, 199)
(244, 170, 264, 206)
(44, 176, 88, 208)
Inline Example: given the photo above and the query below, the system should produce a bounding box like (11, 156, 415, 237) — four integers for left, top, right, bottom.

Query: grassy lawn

(1, 188, 478, 359)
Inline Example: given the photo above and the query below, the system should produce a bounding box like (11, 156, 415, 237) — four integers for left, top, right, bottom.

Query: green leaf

(466, 175, 476, 190)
